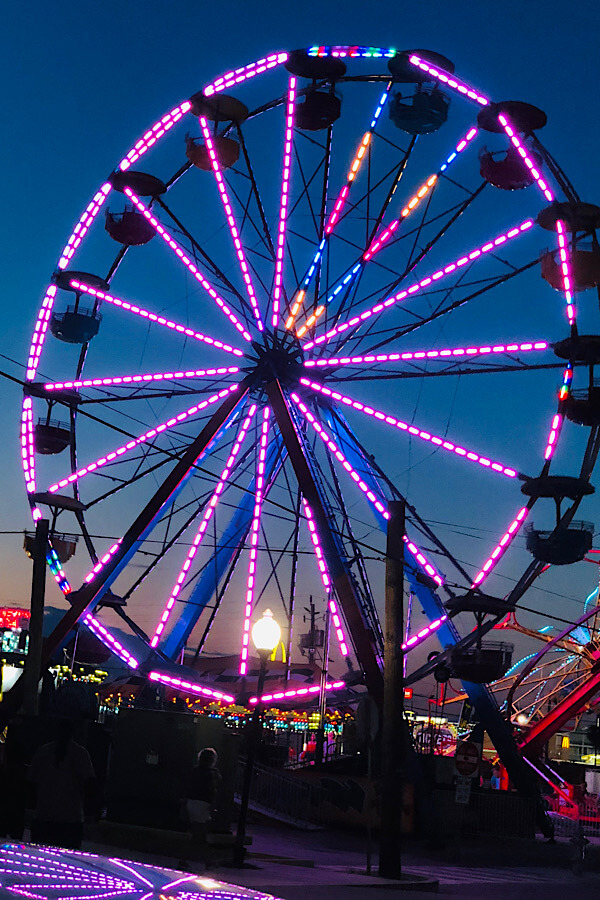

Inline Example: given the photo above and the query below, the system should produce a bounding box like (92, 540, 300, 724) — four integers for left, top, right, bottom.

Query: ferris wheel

(21, 46, 600, 729)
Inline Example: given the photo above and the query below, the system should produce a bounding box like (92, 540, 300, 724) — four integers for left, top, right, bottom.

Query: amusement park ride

(17, 46, 600, 807)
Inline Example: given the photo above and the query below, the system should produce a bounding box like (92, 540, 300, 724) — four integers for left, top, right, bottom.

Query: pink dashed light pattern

(118, 101, 192, 171)
(249, 680, 346, 705)
(555, 220, 575, 324)
(204, 52, 288, 96)
(497, 114, 554, 202)
(289, 393, 390, 519)
(123, 191, 253, 342)
(70, 279, 244, 357)
(47, 384, 239, 493)
(402, 615, 448, 651)
(58, 183, 112, 270)
(26, 285, 58, 380)
(472, 507, 529, 587)
(84, 613, 139, 669)
(240, 407, 271, 675)
(151, 404, 257, 649)
(304, 220, 534, 349)
(302, 500, 349, 657)
(272, 77, 297, 329)
(404, 536, 444, 586)
(199, 117, 264, 332)
(149, 671, 235, 703)
(304, 340, 549, 368)
(363, 127, 478, 260)
(45, 366, 240, 392)
(21, 398, 36, 494)
(299, 379, 518, 478)
(408, 55, 489, 106)
(84, 541, 122, 584)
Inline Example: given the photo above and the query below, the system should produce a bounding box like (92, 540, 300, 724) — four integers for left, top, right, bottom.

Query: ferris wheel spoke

(305, 340, 550, 371)
(297, 378, 521, 479)
(198, 117, 264, 332)
(286, 82, 393, 331)
(45, 384, 240, 496)
(122, 190, 253, 342)
(43, 366, 241, 394)
(68, 280, 245, 358)
(239, 406, 271, 674)
(151, 402, 257, 649)
(302, 219, 534, 352)
(295, 128, 481, 341)
(270, 76, 297, 330)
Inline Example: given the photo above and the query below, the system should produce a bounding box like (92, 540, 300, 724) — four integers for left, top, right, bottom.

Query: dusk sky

(2, 0, 600, 699)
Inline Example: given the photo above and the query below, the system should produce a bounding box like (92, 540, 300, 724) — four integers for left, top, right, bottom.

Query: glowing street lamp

(234, 609, 280, 866)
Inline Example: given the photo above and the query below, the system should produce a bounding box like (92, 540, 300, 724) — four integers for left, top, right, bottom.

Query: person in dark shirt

(181, 747, 221, 868)
(28, 719, 95, 850)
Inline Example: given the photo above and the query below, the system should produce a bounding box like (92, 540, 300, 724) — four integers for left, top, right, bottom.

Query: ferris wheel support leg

(267, 380, 384, 704)
(162, 434, 287, 660)
(326, 411, 548, 816)
(41, 383, 250, 666)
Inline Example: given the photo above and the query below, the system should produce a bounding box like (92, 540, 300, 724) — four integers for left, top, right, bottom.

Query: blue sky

(2, 0, 600, 683)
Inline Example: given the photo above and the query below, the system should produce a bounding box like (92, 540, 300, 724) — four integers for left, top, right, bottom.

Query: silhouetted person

(181, 747, 221, 868)
(28, 718, 95, 849)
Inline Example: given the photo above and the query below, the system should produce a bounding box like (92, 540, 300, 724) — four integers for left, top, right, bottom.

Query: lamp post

(234, 609, 280, 867)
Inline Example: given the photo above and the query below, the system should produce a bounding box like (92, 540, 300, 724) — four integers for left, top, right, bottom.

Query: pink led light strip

(497, 114, 554, 202)
(199, 117, 264, 332)
(70, 280, 244, 358)
(58, 183, 112, 271)
(21, 399, 36, 495)
(299, 378, 518, 478)
(304, 340, 549, 368)
(240, 407, 271, 675)
(302, 500, 348, 657)
(272, 77, 297, 329)
(404, 536, 444, 587)
(472, 507, 529, 588)
(119, 101, 192, 172)
(149, 671, 235, 704)
(402, 615, 448, 651)
(45, 549, 139, 670)
(249, 680, 346, 705)
(45, 366, 240, 392)
(84, 613, 139, 669)
(84, 541, 122, 584)
(204, 52, 288, 97)
(556, 220, 575, 325)
(304, 220, 534, 349)
(286, 86, 391, 331)
(409, 55, 489, 106)
(289, 393, 390, 519)
(27, 285, 58, 381)
(122, 191, 252, 342)
(150, 404, 257, 648)
(47, 383, 239, 493)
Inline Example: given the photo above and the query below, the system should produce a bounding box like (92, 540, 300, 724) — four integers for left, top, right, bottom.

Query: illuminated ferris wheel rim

(19, 45, 589, 706)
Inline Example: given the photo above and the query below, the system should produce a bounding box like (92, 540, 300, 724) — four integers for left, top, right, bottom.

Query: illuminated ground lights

(23, 47, 582, 720)
(0, 844, 275, 899)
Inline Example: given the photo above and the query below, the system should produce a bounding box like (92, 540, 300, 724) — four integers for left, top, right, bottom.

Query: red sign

(404, 688, 413, 700)
(454, 740, 481, 777)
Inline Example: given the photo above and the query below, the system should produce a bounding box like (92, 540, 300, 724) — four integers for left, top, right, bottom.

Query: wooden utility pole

(21, 517, 49, 715)
(379, 500, 405, 879)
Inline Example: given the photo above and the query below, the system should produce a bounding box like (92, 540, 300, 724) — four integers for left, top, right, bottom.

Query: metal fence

(548, 798, 600, 838)
(432, 788, 537, 838)
(235, 758, 326, 828)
